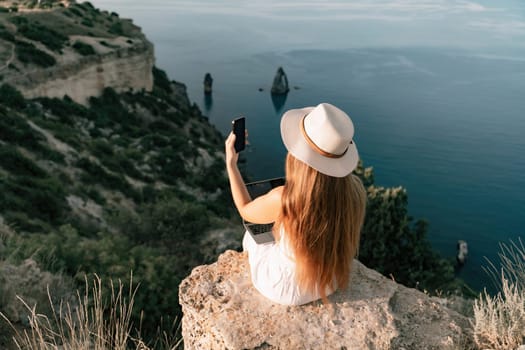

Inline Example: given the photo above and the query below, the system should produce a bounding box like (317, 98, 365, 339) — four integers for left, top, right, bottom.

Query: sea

(91, 0, 525, 292)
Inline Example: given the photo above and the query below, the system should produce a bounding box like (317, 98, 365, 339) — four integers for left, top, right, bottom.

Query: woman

(225, 103, 367, 305)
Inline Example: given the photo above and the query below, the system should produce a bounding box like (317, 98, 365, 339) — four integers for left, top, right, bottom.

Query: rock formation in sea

(270, 66, 289, 95)
(204, 72, 213, 94)
(179, 250, 473, 350)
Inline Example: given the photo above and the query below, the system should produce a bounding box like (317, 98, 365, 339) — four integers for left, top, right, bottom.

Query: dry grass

(0, 274, 182, 350)
(472, 239, 525, 350)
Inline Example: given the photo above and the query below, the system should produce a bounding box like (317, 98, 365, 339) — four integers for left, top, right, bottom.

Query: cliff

(5, 37, 154, 105)
(0, 1, 154, 105)
(179, 250, 474, 349)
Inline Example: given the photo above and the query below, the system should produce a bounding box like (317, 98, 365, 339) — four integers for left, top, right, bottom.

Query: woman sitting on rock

(225, 103, 367, 305)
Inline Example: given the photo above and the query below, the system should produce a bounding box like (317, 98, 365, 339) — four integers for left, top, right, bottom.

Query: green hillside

(0, 68, 243, 346)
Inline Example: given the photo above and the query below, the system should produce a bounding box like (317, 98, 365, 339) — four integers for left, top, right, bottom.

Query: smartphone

(232, 117, 245, 153)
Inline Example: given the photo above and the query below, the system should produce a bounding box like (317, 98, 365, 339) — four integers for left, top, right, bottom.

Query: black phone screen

(232, 117, 245, 153)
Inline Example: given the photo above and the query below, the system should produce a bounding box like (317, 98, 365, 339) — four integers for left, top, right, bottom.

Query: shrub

(0, 84, 26, 109)
(37, 96, 88, 124)
(99, 40, 119, 49)
(9, 224, 191, 342)
(88, 87, 138, 127)
(1, 174, 67, 225)
(108, 21, 123, 35)
(81, 18, 94, 27)
(1, 211, 50, 232)
(15, 21, 68, 52)
(67, 6, 84, 17)
(9, 16, 29, 26)
(0, 25, 14, 42)
(15, 40, 56, 67)
(473, 239, 525, 349)
(8, 63, 19, 71)
(0, 259, 74, 324)
(31, 117, 82, 149)
(0, 145, 47, 178)
(354, 163, 462, 293)
(72, 40, 96, 56)
(128, 91, 170, 116)
(76, 157, 140, 201)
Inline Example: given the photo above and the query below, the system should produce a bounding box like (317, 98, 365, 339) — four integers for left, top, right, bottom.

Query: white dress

(242, 228, 333, 305)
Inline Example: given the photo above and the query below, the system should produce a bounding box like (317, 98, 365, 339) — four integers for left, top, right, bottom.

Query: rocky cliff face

(179, 250, 473, 350)
(5, 38, 154, 105)
(0, 2, 155, 105)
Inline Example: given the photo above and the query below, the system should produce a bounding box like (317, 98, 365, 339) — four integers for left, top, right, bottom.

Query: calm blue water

(92, 0, 525, 291)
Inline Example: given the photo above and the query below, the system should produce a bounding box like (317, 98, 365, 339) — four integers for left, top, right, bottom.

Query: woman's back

(226, 103, 367, 305)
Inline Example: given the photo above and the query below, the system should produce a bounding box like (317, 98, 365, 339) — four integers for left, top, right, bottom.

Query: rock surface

(179, 250, 473, 350)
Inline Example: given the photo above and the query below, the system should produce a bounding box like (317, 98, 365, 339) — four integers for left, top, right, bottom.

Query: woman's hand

(225, 132, 239, 168)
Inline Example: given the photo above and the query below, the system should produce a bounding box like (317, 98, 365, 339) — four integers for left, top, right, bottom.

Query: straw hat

(280, 103, 359, 177)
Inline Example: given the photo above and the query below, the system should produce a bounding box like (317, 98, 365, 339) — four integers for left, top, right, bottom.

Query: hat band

(300, 115, 349, 159)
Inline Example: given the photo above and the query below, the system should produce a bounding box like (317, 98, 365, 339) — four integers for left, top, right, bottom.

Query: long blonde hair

(276, 153, 367, 300)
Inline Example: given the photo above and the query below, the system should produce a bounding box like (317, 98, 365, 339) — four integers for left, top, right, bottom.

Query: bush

(72, 40, 96, 56)
(88, 87, 138, 127)
(354, 163, 462, 293)
(31, 117, 82, 150)
(10, 224, 193, 341)
(0, 145, 47, 178)
(1, 174, 67, 225)
(0, 25, 14, 42)
(76, 157, 140, 201)
(15, 20, 68, 52)
(152, 66, 172, 93)
(15, 40, 56, 67)
(67, 6, 84, 17)
(0, 106, 66, 164)
(0, 259, 74, 324)
(0, 84, 26, 109)
(81, 18, 94, 27)
(37, 96, 88, 124)
(108, 21, 123, 35)
(473, 239, 525, 349)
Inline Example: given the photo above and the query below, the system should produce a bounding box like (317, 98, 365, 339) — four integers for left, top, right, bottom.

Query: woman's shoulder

(269, 185, 284, 196)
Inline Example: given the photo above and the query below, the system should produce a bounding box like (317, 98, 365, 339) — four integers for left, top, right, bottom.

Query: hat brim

(280, 106, 359, 178)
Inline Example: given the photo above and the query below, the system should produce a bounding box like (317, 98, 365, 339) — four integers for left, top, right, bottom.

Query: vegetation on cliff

(0, 66, 238, 348)
(473, 239, 525, 349)
(0, 0, 145, 88)
(354, 165, 471, 295)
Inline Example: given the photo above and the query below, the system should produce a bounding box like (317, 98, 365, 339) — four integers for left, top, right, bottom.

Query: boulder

(179, 250, 473, 350)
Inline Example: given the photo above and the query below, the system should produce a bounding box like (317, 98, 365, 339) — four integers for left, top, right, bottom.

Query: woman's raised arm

(225, 132, 281, 224)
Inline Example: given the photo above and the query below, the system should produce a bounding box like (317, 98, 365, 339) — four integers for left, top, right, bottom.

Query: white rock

(179, 250, 473, 350)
